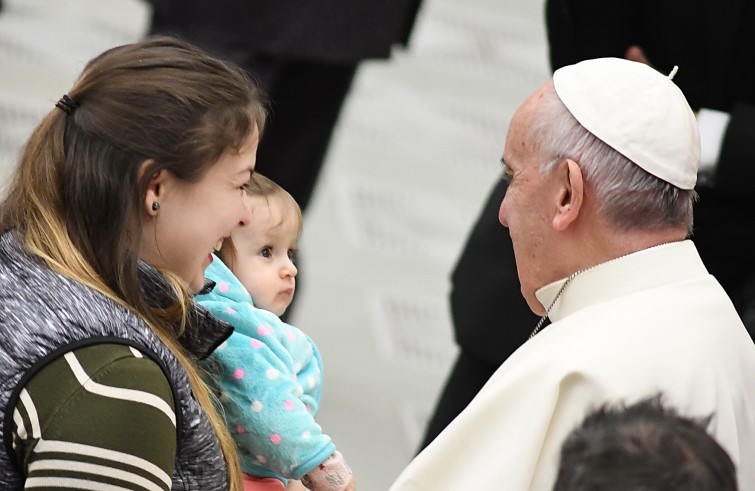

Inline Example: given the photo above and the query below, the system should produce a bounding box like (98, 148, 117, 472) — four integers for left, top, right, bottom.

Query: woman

(0, 36, 266, 490)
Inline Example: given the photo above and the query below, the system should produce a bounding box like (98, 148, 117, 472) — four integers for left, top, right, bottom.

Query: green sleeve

(11, 343, 177, 490)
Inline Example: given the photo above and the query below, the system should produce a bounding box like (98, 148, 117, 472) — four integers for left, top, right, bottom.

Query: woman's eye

(259, 247, 272, 258)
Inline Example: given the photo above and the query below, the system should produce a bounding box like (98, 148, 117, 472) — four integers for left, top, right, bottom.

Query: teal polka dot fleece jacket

(196, 255, 335, 484)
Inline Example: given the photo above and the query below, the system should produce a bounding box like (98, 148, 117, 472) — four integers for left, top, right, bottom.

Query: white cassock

(389, 241, 755, 491)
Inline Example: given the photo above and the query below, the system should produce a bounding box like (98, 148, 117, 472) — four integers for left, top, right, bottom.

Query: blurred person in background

(146, 0, 423, 319)
(146, 0, 423, 213)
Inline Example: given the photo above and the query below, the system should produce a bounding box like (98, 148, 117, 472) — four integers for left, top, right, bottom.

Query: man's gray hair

(529, 85, 696, 234)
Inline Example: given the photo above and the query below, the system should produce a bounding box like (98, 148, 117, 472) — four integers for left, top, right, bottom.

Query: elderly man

(389, 58, 755, 490)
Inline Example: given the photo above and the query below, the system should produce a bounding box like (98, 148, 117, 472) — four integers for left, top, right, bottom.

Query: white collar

(534, 240, 707, 323)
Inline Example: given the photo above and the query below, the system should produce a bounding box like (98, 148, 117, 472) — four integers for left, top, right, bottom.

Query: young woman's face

(230, 196, 299, 316)
(140, 129, 259, 291)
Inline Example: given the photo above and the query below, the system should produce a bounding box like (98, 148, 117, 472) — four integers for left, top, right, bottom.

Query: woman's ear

(552, 158, 583, 231)
(139, 159, 163, 217)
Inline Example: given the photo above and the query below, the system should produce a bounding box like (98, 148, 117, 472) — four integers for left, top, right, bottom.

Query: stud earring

(152, 202, 160, 212)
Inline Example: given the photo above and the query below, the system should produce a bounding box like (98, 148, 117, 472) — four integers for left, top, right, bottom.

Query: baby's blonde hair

(218, 173, 302, 270)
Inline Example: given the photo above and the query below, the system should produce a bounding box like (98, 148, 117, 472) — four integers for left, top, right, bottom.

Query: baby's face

(231, 197, 299, 316)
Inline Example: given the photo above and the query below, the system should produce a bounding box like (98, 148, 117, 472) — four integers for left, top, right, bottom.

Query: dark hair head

(553, 394, 738, 491)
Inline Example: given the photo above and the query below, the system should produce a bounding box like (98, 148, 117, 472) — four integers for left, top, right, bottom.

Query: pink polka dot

(218, 281, 230, 293)
(226, 307, 236, 314)
(236, 424, 245, 434)
(270, 434, 282, 445)
(284, 400, 295, 411)
(257, 324, 274, 336)
(233, 368, 245, 379)
(305, 405, 312, 412)
(286, 331, 296, 342)
(250, 339, 263, 348)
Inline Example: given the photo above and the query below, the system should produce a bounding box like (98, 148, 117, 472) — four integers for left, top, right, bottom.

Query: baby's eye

(259, 247, 272, 258)
(288, 249, 298, 264)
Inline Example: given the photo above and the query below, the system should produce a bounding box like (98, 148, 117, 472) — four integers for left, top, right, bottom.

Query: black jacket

(147, 0, 423, 65)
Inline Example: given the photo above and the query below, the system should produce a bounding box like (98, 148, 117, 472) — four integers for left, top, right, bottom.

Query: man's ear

(140, 159, 164, 217)
(552, 158, 583, 231)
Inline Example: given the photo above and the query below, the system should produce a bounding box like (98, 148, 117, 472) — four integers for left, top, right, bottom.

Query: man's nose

(498, 199, 509, 228)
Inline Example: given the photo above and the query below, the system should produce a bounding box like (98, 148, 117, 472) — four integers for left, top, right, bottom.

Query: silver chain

(527, 242, 675, 339)
(528, 271, 580, 339)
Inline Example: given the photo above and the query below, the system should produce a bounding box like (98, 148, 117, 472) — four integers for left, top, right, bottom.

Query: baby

(197, 173, 354, 491)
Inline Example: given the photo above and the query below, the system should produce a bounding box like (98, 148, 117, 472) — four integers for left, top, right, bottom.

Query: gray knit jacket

(0, 231, 233, 489)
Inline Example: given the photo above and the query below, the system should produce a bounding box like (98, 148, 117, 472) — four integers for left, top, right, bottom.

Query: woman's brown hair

(0, 36, 267, 491)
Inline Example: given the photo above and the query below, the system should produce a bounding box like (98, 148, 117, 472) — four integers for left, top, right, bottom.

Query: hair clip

(55, 94, 79, 115)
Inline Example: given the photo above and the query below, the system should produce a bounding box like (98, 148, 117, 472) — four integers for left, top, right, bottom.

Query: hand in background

(625, 45, 651, 66)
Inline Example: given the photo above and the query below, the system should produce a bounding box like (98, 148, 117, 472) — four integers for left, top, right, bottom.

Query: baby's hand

(300, 451, 353, 491)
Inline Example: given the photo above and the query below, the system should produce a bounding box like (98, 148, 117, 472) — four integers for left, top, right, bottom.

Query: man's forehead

(502, 128, 529, 168)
